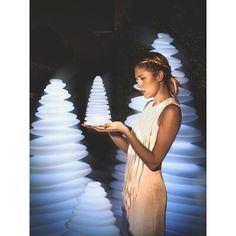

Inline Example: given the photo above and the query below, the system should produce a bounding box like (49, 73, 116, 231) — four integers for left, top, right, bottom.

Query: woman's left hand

(103, 121, 128, 134)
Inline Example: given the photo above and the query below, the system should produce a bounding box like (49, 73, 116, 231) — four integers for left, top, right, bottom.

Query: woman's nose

(137, 80, 142, 88)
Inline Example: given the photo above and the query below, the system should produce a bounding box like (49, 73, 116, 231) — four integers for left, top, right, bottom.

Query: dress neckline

(151, 97, 175, 107)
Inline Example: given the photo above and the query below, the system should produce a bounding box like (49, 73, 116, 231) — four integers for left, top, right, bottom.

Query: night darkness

(30, 0, 206, 191)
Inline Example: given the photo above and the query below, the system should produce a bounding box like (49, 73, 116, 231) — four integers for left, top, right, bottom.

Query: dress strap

(144, 99, 154, 109)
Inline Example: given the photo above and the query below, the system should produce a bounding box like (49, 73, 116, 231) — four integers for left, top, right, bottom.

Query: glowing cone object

(109, 149, 127, 218)
(63, 181, 121, 236)
(85, 76, 112, 125)
(30, 79, 92, 236)
(150, 33, 206, 236)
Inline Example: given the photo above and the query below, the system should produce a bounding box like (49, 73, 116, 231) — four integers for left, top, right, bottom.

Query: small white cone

(63, 181, 121, 236)
(85, 76, 112, 125)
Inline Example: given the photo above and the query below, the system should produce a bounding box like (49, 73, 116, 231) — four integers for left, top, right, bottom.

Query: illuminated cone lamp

(109, 149, 127, 220)
(84, 76, 112, 125)
(150, 33, 206, 236)
(63, 181, 121, 236)
(30, 79, 92, 236)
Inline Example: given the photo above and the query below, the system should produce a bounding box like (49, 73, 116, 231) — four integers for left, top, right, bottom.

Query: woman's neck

(153, 87, 171, 105)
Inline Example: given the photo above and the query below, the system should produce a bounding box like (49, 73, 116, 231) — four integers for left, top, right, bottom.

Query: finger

(97, 125, 106, 128)
(104, 122, 113, 127)
(104, 125, 114, 130)
(92, 125, 107, 130)
(92, 125, 106, 130)
(93, 127, 108, 132)
(81, 123, 91, 128)
(104, 127, 116, 132)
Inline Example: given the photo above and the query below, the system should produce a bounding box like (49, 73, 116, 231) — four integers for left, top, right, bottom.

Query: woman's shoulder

(162, 103, 181, 115)
(158, 103, 182, 124)
(159, 103, 182, 125)
(161, 98, 182, 114)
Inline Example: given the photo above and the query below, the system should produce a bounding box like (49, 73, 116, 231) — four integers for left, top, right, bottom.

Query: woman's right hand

(81, 123, 129, 153)
(81, 123, 107, 133)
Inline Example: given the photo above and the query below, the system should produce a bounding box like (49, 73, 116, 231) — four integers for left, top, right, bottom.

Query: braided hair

(135, 52, 179, 102)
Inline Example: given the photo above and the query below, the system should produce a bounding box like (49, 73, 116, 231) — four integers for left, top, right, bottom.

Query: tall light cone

(30, 79, 92, 236)
(84, 76, 112, 125)
(63, 181, 121, 236)
(150, 33, 206, 236)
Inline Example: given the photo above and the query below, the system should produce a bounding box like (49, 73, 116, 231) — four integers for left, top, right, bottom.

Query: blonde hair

(135, 52, 180, 102)
(169, 76, 179, 102)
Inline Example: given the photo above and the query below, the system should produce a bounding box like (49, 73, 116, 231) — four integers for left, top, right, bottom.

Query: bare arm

(103, 104, 181, 171)
(108, 132, 129, 153)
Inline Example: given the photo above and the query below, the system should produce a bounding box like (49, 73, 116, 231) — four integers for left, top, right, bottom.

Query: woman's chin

(143, 94, 150, 98)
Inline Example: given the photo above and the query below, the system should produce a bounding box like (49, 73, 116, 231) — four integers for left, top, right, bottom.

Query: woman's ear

(157, 70, 164, 82)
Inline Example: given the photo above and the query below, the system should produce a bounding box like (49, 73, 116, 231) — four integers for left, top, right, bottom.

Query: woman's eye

(136, 77, 145, 82)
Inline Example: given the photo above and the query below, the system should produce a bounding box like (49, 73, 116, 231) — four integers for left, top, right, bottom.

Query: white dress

(123, 98, 181, 236)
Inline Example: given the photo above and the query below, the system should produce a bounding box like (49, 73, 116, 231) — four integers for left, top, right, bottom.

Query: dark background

(30, 0, 206, 185)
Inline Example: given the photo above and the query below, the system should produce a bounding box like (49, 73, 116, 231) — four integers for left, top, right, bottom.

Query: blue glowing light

(85, 76, 112, 125)
(150, 48, 179, 56)
(63, 181, 121, 236)
(109, 150, 127, 218)
(30, 79, 92, 235)
(150, 33, 206, 236)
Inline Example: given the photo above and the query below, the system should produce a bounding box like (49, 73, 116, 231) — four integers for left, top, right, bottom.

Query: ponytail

(168, 76, 180, 103)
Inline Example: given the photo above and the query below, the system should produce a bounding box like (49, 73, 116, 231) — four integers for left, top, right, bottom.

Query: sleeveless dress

(122, 97, 181, 236)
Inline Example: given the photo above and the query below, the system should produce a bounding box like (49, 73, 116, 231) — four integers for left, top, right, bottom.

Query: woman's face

(134, 66, 160, 98)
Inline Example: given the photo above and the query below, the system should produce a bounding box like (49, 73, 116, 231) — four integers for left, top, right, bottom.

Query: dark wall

(30, 0, 206, 135)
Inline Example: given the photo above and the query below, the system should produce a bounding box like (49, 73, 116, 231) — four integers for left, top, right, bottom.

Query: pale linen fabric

(122, 98, 181, 236)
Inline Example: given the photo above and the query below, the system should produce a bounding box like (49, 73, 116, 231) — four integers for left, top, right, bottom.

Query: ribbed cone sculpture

(109, 149, 127, 219)
(150, 33, 206, 236)
(63, 181, 121, 236)
(84, 76, 112, 125)
(30, 79, 92, 236)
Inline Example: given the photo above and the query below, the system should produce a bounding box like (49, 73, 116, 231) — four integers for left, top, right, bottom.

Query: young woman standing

(83, 52, 182, 236)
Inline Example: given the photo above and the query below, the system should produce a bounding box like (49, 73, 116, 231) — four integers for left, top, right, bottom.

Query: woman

(83, 52, 182, 236)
